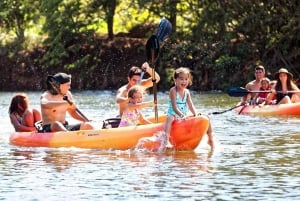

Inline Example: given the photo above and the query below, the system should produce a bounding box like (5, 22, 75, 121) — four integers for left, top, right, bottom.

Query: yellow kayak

(9, 115, 210, 151)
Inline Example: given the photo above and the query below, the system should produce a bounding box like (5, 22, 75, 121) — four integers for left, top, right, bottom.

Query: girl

(253, 78, 272, 104)
(266, 68, 300, 104)
(164, 67, 214, 149)
(118, 85, 154, 127)
(9, 93, 41, 132)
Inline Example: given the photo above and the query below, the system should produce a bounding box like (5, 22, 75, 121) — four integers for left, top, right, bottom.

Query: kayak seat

(34, 120, 43, 132)
(102, 118, 121, 129)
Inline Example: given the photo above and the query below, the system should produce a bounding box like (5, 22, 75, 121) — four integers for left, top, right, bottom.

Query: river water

(0, 91, 299, 201)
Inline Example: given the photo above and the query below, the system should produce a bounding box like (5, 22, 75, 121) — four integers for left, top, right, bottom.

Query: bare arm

(186, 91, 196, 116)
(138, 113, 153, 125)
(241, 82, 252, 103)
(140, 62, 160, 88)
(265, 88, 276, 105)
(67, 104, 88, 122)
(126, 101, 154, 111)
(40, 92, 69, 108)
(116, 86, 128, 104)
(10, 114, 36, 132)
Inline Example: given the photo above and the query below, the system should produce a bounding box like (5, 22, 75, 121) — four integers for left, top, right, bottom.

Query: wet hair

(46, 72, 71, 95)
(128, 85, 145, 98)
(9, 93, 28, 115)
(128, 66, 142, 79)
(173, 67, 193, 86)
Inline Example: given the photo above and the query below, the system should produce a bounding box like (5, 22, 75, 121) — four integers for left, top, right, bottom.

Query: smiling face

(173, 67, 192, 90)
(174, 72, 190, 89)
(255, 69, 265, 80)
(127, 85, 144, 104)
(261, 80, 270, 90)
(129, 91, 143, 104)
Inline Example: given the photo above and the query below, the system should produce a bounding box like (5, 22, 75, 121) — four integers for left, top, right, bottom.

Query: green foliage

(0, 0, 40, 53)
(0, 0, 299, 90)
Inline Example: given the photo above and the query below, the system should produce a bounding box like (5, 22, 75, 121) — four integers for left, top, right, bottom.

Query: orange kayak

(235, 102, 300, 116)
(9, 115, 210, 151)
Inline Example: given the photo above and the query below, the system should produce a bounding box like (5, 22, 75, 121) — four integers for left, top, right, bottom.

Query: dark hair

(173, 67, 193, 86)
(275, 71, 297, 91)
(128, 66, 142, 79)
(255, 65, 265, 72)
(9, 93, 28, 115)
(46, 72, 71, 95)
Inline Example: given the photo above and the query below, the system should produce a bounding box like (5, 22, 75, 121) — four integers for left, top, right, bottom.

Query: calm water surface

(0, 91, 299, 201)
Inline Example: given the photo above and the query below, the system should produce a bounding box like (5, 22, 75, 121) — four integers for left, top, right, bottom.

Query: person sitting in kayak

(9, 93, 41, 132)
(241, 65, 267, 105)
(253, 78, 274, 105)
(265, 68, 300, 104)
(40, 72, 94, 132)
(116, 62, 160, 117)
(118, 85, 154, 127)
(164, 67, 214, 149)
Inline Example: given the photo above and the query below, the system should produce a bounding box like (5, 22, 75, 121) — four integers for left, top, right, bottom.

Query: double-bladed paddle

(227, 87, 299, 97)
(145, 17, 172, 122)
(209, 104, 244, 115)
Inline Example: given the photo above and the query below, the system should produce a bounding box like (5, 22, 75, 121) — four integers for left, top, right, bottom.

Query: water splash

(135, 131, 168, 153)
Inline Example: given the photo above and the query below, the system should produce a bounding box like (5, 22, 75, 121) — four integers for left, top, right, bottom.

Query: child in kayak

(118, 85, 154, 127)
(253, 78, 273, 104)
(164, 67, 214, 149)
(9, 93, 41, 132)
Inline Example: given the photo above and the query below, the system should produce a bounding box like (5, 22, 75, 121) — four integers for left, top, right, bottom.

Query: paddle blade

(146, 35, 160, 61)
(46, 75, 60, 95)
(227, 87, 249, 97)
(155, 17, 172, 43)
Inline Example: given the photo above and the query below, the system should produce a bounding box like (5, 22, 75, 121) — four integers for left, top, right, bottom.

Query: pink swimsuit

(118, 109, 141, 127)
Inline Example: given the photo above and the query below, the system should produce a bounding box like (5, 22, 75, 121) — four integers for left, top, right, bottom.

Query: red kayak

(235, 102, 300, 116)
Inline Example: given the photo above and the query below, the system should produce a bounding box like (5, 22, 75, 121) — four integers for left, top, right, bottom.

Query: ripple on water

(0, 92, 299, 200)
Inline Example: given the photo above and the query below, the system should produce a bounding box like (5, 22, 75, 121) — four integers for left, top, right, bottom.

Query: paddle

(209, 104, 244, 115)
(146, 18, 172, 122)
(48, 77, 90, 122)
(227, 87, 299, 97)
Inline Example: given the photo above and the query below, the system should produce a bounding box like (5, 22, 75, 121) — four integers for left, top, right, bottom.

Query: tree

(0, 0, 40, 54)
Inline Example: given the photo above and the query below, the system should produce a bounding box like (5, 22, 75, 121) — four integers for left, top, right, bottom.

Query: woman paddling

(265, 68, 300, 104)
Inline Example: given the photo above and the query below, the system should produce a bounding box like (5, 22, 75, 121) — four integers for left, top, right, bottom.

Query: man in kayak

(241, 65, 268, 105)
(40, 72, 94, 132)
(116, 62, 160, 117)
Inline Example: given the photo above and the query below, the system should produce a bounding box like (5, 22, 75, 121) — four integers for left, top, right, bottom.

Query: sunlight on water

(0, 91, 299, 200)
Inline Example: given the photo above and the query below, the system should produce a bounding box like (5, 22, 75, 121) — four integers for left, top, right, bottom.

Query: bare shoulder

(169, 86, 176, 93)
(245, 80, 255, 88)
(117, 85, 127, 94)
(41, 91, 50, 99)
